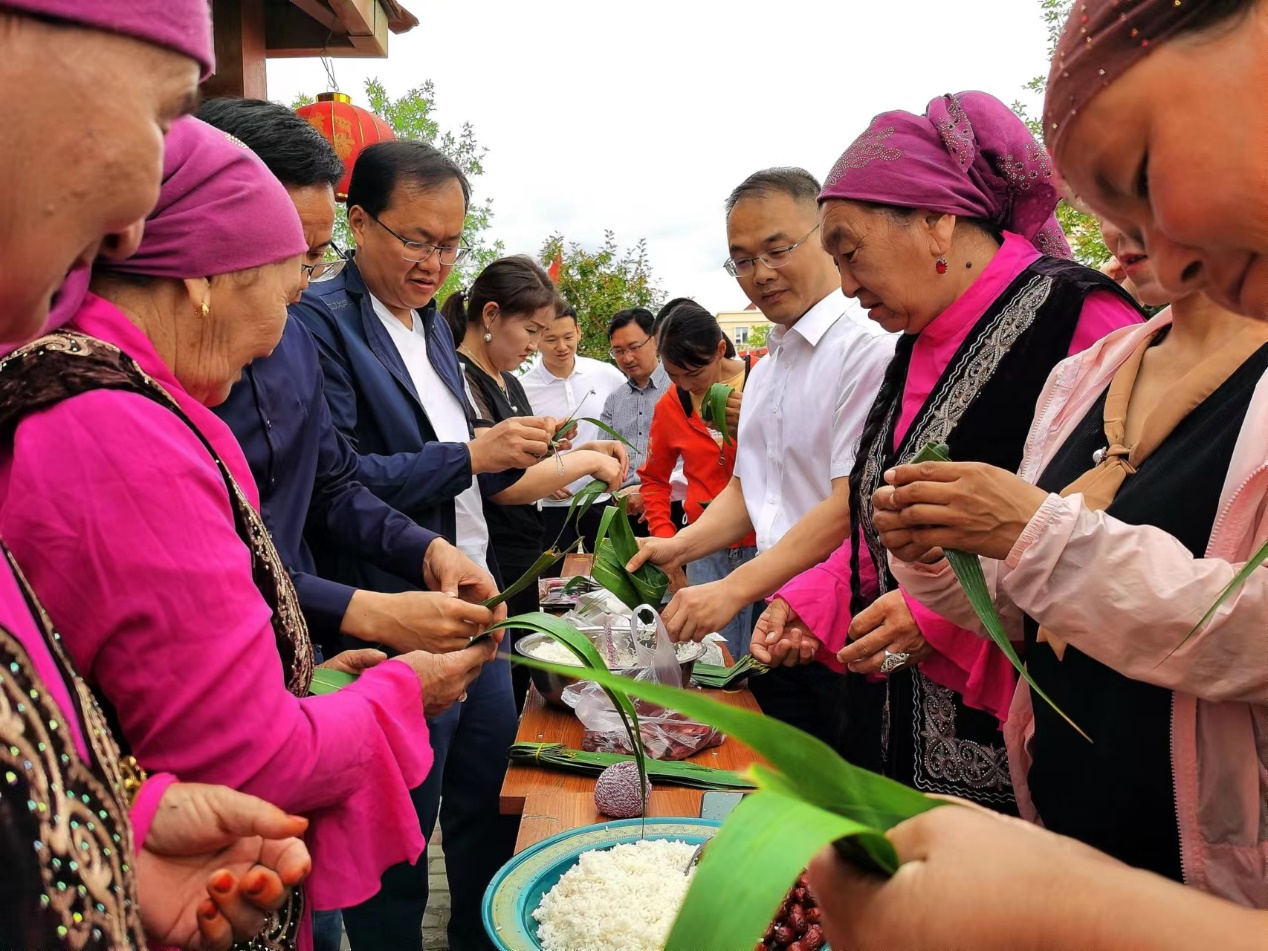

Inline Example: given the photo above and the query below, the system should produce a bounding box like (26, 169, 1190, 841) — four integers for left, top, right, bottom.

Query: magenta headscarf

(820, 91, 1072, 259)
(0, 1, 214, 79)
(101, 116, 308, 283)
(1044, 0, 1217, 160)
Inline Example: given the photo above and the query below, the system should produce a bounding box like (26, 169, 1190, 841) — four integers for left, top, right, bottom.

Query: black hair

(606, 307, 655, 340)
(653, 296, 694, 335)
(440, 254, 558, 345)
(657, 300, 735, 371)
(725, 167, 821, 216)
(346, 140, 471, 218)
(555, 300, 578, 322)
(197, 98, 342, 190)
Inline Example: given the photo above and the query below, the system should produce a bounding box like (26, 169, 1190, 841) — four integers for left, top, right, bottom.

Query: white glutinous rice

(532, 839, 697, 951)
(526, 638, 586, 667)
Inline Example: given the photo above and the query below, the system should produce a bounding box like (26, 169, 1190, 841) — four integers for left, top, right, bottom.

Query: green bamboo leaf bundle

(506, 742, 755, 790)
(909, 442, 1089, 741)
(700, 383, 735, 445)
(307, 668, 357, 696)
(484, 613, 650, 825)
(1171, 536, 1268, 657)
(588, 498, 669, 609)
(690, 656, 769, 689)
(508, 646, 946, 950)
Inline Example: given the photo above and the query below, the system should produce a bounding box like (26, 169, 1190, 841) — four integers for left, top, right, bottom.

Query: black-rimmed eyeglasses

(369, 213, 472, 266)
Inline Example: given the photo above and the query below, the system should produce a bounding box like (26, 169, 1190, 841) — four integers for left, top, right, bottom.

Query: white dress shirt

(734, 289, 896, 553)
(370, 295, 490, 566)
(519, 355, 627, 505)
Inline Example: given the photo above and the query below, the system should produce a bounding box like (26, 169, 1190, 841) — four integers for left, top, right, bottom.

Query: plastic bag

(563, 606, 725, 761)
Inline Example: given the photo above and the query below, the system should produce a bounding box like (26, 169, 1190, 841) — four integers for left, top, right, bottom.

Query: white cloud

(267, 0, 1050, 314)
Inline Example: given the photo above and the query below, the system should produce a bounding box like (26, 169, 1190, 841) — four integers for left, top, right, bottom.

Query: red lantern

(295, 92, 395, 202)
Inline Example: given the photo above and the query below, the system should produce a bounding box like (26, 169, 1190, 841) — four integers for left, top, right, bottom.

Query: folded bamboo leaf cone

(594, 761, 652, 818)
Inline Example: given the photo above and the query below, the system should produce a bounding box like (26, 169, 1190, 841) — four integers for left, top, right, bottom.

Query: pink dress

(776, 233, 1141, 722)
(0, 295, 433, 919)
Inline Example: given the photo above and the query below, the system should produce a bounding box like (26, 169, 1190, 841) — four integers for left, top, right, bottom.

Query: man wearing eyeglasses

(289, 139, 555, 951)
(601, 306, 674, 535)
(626, 167, 896, 743)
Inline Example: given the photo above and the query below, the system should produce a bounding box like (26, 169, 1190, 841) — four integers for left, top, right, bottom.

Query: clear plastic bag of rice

(533, 839, 697, 951)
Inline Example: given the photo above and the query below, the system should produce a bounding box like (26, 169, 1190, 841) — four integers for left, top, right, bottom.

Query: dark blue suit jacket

(291, 256, 519, 594)
(213, 316, 439, 652)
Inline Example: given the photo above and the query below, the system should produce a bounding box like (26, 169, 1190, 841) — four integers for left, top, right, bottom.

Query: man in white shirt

(627, 167, 896, 740)
(520, 302, 625, 558)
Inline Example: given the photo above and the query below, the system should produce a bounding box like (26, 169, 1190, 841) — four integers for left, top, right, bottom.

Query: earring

(199, 301, 210, 318)
(935, 258, 949, 275)
(484, 331, 493, 342)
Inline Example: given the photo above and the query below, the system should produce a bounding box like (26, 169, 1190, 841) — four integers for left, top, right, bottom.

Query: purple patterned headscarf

(820, 91, 1072, 258)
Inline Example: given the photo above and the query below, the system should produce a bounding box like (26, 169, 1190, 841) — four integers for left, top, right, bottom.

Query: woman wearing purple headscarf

(753, 91, 1142, 813)
(0, 4, 325, 949)
(0, 116, 501, 951)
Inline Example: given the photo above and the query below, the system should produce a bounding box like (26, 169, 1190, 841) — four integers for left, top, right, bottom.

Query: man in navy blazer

(292, 140, 554, 951)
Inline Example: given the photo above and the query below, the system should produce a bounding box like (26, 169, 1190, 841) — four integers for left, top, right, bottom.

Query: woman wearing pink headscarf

(0, 116, 500, 950)
(0, 3, 321, 949)
(752, 91, 1142, 813)
(805, 3, 1268, 949)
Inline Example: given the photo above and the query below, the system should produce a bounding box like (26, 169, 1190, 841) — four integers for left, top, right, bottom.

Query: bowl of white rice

(483, 818, 719, 951)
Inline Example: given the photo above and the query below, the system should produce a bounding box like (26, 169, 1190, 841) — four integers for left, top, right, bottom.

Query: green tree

(743, 323, 770, 351)
(293, 79, 503, 300)
(1012, 0, 1111, 268)
(539, 231, 666, 360)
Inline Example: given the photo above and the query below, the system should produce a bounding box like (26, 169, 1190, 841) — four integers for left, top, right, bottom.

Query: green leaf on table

(482, 613, 650, 828)
(308, 668, 358, 696)
(506, 742, 756, 790)
(690, 656, 769, 689)
(1170, 535, 1268, 658)
(700, 383, 735, 445)
(909, 442, 1089, 741)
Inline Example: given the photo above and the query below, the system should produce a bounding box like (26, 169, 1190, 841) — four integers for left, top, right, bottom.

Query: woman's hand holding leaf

(624, 534, 688, 575)
(805, 802, 1132, 951)
(661, 578, 744, 643)
(873, 460, 1049, 563)
(317, 648, 387, 676)
(750, 597, 821, 667)
(723, 388, 743, 435)
(839, 589, 932, 675)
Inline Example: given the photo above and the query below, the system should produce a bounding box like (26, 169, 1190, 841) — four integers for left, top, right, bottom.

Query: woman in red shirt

(639, 299, 758, 657)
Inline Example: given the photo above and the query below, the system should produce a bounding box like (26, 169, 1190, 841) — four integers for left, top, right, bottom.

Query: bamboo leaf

(585, 498, 669, 609)
(909, 443, 1090, 741)
(511, 643, 939, 832)
(690, 656, 769, 689)
(667, 774, 894, 951)
(483, 614, 649, 825)
(701, 383, 735, 445)
(506, 742, 756, 790)
(551, 415, 636, 451)
(1170, 535, 1268, 657)
(307, 668, 357, 696)
(479, 541, 578, 609)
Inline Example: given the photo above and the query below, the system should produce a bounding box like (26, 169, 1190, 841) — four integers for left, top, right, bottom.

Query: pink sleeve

(1068, 289, 1144, 357)
(129, 772, 178, 855)
(774, 538, 879, 670)
(1, 392, 430, 910)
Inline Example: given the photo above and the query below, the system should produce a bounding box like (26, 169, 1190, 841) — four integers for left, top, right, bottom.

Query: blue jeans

(340, 651, 519, 951)
(685, 546, 759, 658)
(311, 910, 343, 951)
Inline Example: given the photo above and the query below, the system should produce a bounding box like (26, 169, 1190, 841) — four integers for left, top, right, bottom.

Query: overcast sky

(267, 0, 1052, 314)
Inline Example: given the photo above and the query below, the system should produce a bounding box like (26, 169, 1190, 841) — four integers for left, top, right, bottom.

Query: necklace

(459, 344, 506, 391)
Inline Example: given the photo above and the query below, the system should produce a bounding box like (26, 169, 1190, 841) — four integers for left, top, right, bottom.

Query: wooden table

(501, 677, 766, 854)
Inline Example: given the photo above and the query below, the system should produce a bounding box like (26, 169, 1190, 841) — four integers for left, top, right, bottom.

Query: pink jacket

(893, 309, 1268, 906)
(0, 297, 433, 917)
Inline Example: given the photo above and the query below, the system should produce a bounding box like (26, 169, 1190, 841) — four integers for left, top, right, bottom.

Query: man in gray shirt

(602, 307, 675, 534)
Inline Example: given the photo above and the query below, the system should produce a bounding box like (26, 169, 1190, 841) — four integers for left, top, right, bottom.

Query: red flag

(548, 252, 563, 283)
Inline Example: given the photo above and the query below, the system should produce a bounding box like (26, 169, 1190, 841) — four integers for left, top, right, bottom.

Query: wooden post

(203, 0, 268, 100)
